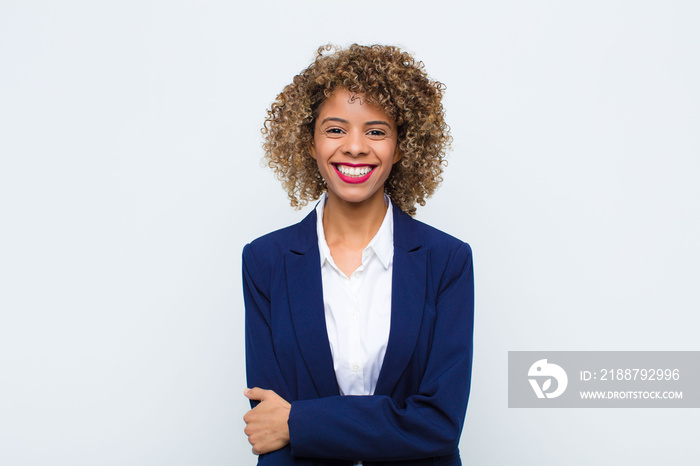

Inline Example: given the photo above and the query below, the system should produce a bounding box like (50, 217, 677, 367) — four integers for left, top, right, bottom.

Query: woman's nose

(342, 130, 369, 157)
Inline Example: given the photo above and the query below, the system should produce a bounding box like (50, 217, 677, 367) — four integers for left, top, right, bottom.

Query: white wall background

(1, 1, 698, 464)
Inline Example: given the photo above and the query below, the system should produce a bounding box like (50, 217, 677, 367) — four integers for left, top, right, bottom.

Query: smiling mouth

(333, 164, 376, 177)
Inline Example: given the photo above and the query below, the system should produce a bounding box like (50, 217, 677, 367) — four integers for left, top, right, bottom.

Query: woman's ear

(392, 145, 402, 164)
(309, 141, 317, 160)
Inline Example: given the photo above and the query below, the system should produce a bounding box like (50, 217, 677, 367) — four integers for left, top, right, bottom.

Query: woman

(242, 44, 474, 466)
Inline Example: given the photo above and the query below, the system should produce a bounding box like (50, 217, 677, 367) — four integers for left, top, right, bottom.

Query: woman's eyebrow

(320, 117, 348, 125)
(320, 117, 392, 127)
(364, 120, 391, 127)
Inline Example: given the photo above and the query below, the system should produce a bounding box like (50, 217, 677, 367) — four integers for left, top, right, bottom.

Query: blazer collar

(285, 202, 427, 398)
(289, 206, 320, 255)
(285, 207, 339, 397)
(391, 202, 422, 252)
(375, 204, 426, 395)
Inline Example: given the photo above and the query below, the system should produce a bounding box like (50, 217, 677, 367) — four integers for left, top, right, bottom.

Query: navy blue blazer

(242, 203, 474, 466)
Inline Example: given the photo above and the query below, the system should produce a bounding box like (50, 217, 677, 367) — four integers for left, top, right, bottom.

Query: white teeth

(336, 165, 373, 177)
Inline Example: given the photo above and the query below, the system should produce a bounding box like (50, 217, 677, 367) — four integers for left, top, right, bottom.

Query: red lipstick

(333, 164, 375, 184)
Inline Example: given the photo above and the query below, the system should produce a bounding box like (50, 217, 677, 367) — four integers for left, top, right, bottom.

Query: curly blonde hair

(262, 44, 451, 216)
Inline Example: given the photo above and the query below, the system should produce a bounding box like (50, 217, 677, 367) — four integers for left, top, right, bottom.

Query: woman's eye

(325, 128, 344, 134)
(367, 130, 387, 137)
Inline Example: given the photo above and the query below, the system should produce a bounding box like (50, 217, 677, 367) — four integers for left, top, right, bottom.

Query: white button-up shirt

(316, 194, 393, 397)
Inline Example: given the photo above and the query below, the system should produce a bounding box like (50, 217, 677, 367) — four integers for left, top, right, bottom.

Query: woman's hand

(243, 387, 291, 455)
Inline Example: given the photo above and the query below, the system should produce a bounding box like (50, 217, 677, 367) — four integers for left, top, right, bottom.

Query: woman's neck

(322, 189, 388, 251)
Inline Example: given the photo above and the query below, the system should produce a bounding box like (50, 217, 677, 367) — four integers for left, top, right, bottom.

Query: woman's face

(311, 89, 401, 207)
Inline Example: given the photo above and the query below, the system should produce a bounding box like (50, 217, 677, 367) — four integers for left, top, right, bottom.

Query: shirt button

(351, 313, 358, 320)
(352, 364, 360, 372)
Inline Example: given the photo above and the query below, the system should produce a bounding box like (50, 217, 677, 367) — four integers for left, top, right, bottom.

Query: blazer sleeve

(244, 243, 321, 466)
(242, 243, 293, 404)
(288, 242, 475, 462)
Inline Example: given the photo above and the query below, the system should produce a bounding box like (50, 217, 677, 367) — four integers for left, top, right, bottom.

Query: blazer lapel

(285, 209, 340, 398)
(375, 204, 427, 396)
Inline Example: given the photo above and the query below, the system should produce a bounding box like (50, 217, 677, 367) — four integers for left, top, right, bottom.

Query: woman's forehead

(317, 87, 398, 121)
(317, 90, 394, 123)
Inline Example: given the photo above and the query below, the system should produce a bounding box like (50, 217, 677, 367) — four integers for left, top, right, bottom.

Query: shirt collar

(315, 194, 394, 270)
